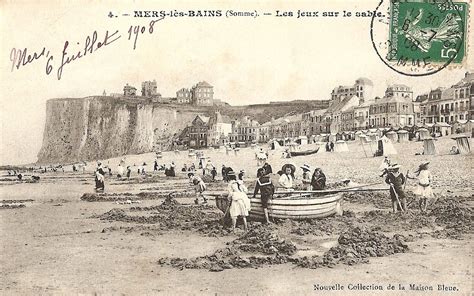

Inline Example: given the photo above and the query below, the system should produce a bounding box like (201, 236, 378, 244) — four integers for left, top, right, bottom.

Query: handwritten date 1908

(9, 18, 164, 80)
(128, 17, 163, 50)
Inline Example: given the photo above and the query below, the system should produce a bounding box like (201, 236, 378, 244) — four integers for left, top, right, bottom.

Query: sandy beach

(1, 137, 472, 295)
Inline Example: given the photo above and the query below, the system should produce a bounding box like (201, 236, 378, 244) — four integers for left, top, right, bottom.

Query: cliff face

(37, 96, 198, 163)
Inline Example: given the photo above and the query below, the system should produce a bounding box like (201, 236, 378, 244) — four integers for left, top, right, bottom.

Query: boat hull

(289, 147, 320, 157)
(215, 192, 342, 220)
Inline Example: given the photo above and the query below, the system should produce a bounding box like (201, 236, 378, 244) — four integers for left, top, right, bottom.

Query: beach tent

(329, 133, 337, 143)
(452, 135, 471, 154)
(334, 140, 349, 152)
(397, 130, 409, 143)
(375, 128, 384, 138)
(423, 138, 437, 155)
(269, 139, 282, 150)
(355, 131, 364, 141)
(386, 131, 398, 142)
(297, 136, 308, 145)
(434, 122, 451, 137)
(418, 128, 430, 140)
(376, 136, 397, 156)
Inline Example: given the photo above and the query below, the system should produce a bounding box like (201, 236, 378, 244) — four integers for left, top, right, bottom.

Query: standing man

(95, 162, 106, 191)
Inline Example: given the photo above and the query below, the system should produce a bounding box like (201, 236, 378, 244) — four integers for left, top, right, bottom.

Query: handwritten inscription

(9, 18, 163, 80)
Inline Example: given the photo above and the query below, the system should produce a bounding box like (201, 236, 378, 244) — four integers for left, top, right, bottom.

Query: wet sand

(1, 137, 472, 295)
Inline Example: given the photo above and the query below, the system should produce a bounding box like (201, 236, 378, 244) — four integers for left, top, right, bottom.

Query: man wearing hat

(301, 164, 312, 191)
(384, 164, 407, 213)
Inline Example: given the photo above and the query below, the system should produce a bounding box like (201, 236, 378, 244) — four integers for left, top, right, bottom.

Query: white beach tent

(397, 130, 409, 143)
(386, 131, 398, 142)
(334, 140, 349, 152)
(423, 138, 437, 155)
(377, 136, 397, 156)
(451, 135, 471, 154)
(418, 128, 430, 140)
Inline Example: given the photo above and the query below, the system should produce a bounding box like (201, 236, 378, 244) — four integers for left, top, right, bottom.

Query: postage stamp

(371, 0, 469, 76)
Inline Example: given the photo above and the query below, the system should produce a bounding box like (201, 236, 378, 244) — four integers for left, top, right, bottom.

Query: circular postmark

(370, 0, 466, 76)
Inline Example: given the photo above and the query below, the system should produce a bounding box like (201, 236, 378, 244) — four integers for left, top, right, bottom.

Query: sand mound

(296, 227, 409, 268)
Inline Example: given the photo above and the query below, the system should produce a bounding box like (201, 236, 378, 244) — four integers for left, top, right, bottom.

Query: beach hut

(329, 133, 337, 143)
(397, 130, 409, 143)
(355, 131, 364, 141)
(451, 135, 471, 154)
(375, 136, 397, 156)
(386, 131, 398, 142)
(418, 128, 430, 141)
(297, 136, 308, 145)
(334, 140, 349, 152)
(434, 122, 451, 137)
(423, 138, 437, 155)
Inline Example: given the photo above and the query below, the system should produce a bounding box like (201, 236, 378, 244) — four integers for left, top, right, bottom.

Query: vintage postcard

(1, 0, 473, 295)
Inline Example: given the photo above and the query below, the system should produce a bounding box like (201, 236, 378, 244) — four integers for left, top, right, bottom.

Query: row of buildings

(179, 73, 474, 148)
(115, 80, 224, 106)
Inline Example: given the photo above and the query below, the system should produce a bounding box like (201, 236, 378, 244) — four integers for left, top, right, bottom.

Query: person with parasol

(408, 162, 434, 212)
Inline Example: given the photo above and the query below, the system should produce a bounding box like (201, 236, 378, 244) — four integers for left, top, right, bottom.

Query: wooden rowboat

(289, 147, 320, 157)
(215, 191, 342, 220)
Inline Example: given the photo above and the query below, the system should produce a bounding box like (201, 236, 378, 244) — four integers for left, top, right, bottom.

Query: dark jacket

(385, 172, 406, 199)
(253, 176, 275, 198)
(311, 172, 326, 190)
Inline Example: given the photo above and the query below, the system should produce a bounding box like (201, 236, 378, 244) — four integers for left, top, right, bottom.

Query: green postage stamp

(389, 0, 468, 65)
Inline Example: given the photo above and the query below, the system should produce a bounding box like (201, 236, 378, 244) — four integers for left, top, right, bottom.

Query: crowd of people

(87, 147, 438, 231)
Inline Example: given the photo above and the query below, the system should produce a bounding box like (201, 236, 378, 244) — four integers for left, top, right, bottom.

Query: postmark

(370, 0, 468, 76)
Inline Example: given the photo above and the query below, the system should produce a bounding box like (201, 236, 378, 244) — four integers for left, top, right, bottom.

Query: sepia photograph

(0, 0, 472, 295)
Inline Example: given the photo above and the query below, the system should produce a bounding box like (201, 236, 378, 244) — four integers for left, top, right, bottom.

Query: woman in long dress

(410, 162, 434, 212)
(227, 171, 250, 232)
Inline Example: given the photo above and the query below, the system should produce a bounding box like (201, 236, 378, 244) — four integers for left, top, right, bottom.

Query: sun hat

(388, 164, 401, 170)
(301, 164, 311, 171)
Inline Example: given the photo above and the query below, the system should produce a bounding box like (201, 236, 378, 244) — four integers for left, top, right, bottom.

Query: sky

(0, 0, 472, 165)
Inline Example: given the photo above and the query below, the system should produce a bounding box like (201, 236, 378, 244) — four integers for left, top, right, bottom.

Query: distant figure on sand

(238, 170, 245, 181)
(211, 167, 217, 180)
(253, 168, 275, 224)
(408, 162, 434, 212)
(126, 166, 131, 179)
(95, 162, 106, 191)
(165, 162, 176, 177)
(256, 148, 268, 167)
(311, 168, 326, 190)
(384, 164, 407, 213)
(117, 163, 124, 178)
(227, 171, 250, 231)
(192, 175, 207, 204)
